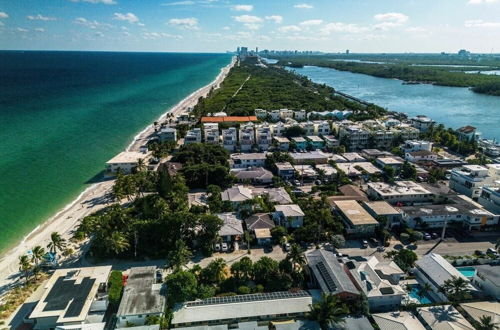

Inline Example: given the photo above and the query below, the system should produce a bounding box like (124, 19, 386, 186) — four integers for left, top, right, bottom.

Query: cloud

(70, 0, 117, 4)
(468, 0, 498, 3)
(0, 12, 8, 19)
(162, 0, 196, 5)
(113, 13, 139, 24)
(265, 15, 283, 24)
(222, 26, 230, 30)
(279, 25, 301, 32)
(232, 15, 262, 23)
(294, 3, 313, 9)
(142, 32, 182, 39)
(320, 22, 368, 35)
(300, 19, 323, 26)
(74, 17, 113, 29)
(374, 12, 408, 24)
(405, 26, 427, 32)
(232, 4, 253, 11)
(168, 17, 199, 30)
(34, 27, 45, 32)
(17, 27, 28, 32)
(94, 31, 104, 37)
(27, 14, 57, 21)
(465, 19, 500, 28)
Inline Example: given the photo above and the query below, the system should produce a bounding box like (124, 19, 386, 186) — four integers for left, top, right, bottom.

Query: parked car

(293, 180, 301, 186)
(431, 232, 439, 239)
(369, 238, 378, 245)
(221, 242, 228, 252)
(214, 243, 221, 252)
(423, 233, 431, 240)
(283, 243, 291, 252)
(475, 250, 485, 257)
(377, 246, 386, 252)
(361, 240, 369, 248)
(155, 269, 163, 283)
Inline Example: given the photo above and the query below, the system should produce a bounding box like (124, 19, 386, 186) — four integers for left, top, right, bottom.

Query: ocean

(0, 51, 231, 253)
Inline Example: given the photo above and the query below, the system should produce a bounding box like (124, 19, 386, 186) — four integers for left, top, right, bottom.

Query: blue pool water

(456, 267, 476, 278)
(408, 284, 434, 304)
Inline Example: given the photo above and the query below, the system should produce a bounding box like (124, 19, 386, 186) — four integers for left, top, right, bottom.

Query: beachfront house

(238, 124, 255, 152)
(222, 127, 238, 152)
(106, 151, 151, 174)
(157, 126, 177, 142)
(203, 123, 219, 144)
(184, 128, 202, 145)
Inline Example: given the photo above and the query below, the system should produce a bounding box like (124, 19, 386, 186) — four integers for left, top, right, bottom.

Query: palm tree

(417, 282, 433, 299)
(476, 315, 499, 330)
(439, 275, 470, 304)
(18, 255, 32, 284)
(135, 158, 147, 172)
(47, 231, 66, 256)
(31, 245, 46, 279)
(309, 293, 348, 330)
(287, 244, 305, 271)
(105, 232, 130, 256)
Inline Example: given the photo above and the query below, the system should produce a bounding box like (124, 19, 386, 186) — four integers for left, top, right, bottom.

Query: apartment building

(184, 128, 202, 145)
(410, 115, 435, 132)
(255, 124, 272, 151)
(238, 123, 255, 152)
(478, 186, 500, 214)
(366, 181, 434, 205)
(450, 164, 500, 199)
(203, 123, 219, 144)
(221, 127, 238, 152)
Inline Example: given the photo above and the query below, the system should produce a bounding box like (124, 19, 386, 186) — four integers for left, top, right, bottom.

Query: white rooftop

(418, 305, 474, 330)
(106, 151, 149, 164)
(274, 204, 305, 217)
(372, 311, 426, 330)
(415, 253, 469, 287)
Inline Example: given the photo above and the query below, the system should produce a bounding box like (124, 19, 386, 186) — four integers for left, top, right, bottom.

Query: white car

(221, 242, 228, 252)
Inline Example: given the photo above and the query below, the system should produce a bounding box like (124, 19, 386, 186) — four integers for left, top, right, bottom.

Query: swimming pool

(408, 284, 434, 304)
(456, 267, 476, 278)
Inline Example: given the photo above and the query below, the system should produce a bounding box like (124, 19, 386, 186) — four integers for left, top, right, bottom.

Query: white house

(367, 181, 434, 205)
(273, 204, 305, 228)
(255, 108, 268, 119)
(279, 108, 294, 120)
(203, 123, 219, 144)
(403, 140, 433, 153)
(294, 109, 307, 121)
(300, 122, 316, 136)
(217, 213, 244, 242)
(315, 121, 331, 136)
(230, 153, 267, 169)
(255, 125, 272, 151)
(472, 265, 500, 300)
(450, 164, 500, 199)
(405, 150, 438, 163)
(184, 128, 202, 145)
(239, 124, 255, 152)
(269, 110, 280, 122)
(222, 127, 238, 151)
(106, 151, 151, 174)
(157, 126, 177, 142)
(273, 136, 290, 151)
(410, 115, 435, 132)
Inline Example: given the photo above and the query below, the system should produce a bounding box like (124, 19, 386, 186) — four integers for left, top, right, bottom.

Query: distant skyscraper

(346, 49, 350, 54)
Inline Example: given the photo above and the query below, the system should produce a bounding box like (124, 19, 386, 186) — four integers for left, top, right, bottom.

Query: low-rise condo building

(450, 164, 500, 199)
(376, 157, 404, 170)
(367, 181, 434, 205)
(332, 200, 379, 237)
(291, 136, 307, 150)
(239, 123, 255, 151)
(203, 123, 219, 144)
(290, 150, 330, 165)
(157, 126, 177, 142)
(221, 127, 238, 151)
(405, 150, 438, 164)
(275, 162, 295, 179)
(306, 135, 325, 150)
(403, 140, 433, 153)
(363, 201, 403, 228)
(184, 127, 202, 145)
(106, 151, 151, 174)
(255, 124, 272, 151)
(410, 115, 435, 132)
(273, 136, 290, 151)
(323, 135, 339, 148)
(478, 186, 500, 214)
(230, 153, 267, 169)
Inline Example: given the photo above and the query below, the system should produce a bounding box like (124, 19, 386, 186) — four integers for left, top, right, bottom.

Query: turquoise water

(0, 51, 231, 253)
(456, 267, 476, 278)
(408, 284, 434, 304)
(291, 66, 500, 141)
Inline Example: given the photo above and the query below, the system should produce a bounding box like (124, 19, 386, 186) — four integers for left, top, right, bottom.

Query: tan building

(332, 200, 379, 237)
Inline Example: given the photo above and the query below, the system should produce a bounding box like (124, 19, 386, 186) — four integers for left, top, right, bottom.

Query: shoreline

(0, 56, 236, 296)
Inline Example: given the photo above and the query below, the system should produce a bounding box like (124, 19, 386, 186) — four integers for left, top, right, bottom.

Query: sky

(1, 0, 500, 53)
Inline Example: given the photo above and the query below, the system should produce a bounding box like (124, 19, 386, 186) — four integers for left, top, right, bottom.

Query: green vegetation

(273, 55, 500, 96)
(439, 275, 472, 304)
(191, 60, 386, 118)
(384, 249, 418, 272)
(108, 271, 124, 307)
(421, 123, 477, 156)
(309, 293, 349, 330)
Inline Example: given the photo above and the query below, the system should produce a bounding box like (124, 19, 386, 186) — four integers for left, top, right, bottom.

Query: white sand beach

(0, 56, 236, 296)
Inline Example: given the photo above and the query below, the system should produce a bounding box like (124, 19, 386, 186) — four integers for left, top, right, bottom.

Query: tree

(253, 257, 279, 285)
(103, 232, 130, 256)
(134, 158, 147, 173)
(283, 126, 306, 138)
(200, 258, 227, 285)
(197, 214, 223, 256)
(331, 235, 346, 249)
(383, 166, 395, 183)
(287, 244, 306, 271)
(165, 270, 199, 305)
(475, 315, 499, 330)
(400, 161, 417, 181)
(384, 249, 417, 272)
(31, 245, 46, 278)
(309, 293, 348, 330)
(18, 255, 32, 284)
(439, 275, 471, 304)
(417, 282, 433, 300)
(47, 231, 66, 256)
(166, 240, 193, 271)
(231, 256, 253, 282)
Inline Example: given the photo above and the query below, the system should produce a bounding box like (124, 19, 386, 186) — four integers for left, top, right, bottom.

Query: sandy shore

(0, 56, 236, 297)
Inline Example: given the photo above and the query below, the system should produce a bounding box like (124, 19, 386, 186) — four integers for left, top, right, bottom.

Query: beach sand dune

(0, 56, 236, 296)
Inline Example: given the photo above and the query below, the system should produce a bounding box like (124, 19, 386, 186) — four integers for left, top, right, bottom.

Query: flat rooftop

(30, 266, 112, 324)
(368, 181, 433, 197)
(364, 201, 400, 216)
(333, 200, 379, 226)
(117, 266, 165, 317)
(230, 153, 267, 160)
(107, 151, 149, 164)
(377, 157, 404, 165)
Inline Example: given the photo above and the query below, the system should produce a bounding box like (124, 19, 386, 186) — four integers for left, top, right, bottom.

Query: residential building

(170, 291, 313, 328)
(332, 200, 379, 236)
(322, 135, 339, 148)
(294, 109, 307, 121)
(372, 311, 426, 330)
(291, 137, 307, 150)
(231, 167, 273, 184)
(338, 125, 369, 150)
(239, 123, 256, 151)
(255, 124, 272, 151)
(29, 266, 111, 330)
(457, 125, 481, 142)
(352, 162, 382, 175)
(201, 116, 257, 124)
(330, 154, 348, 163)
(431, 158, 468, 169)
(342, 152, 366, 162)
(418, 305, 474, 330)
(306, 135, 325, 150)
(230, 153, 267, 169)
(184, 128, 202, 145)
(275, 162, 295, 179)
(350, 256, 406, 312)
(336, 163, 363, 177)
(221, 185, 253, 206)
(326, 185, 369, 203)
(290, 151, 330, 165)
(305, 249, 360, 300)
(187, 192, 208, 209)
(254, 108, 267, 119)
(279, 108, 294, 120)
(315, 121, 331, 136)
(376, 157, 404, 170)
(252, 187, 293, 205)
(384, 118, 401, 127)
(300, 122, 316, 135)
(217, 213, 244, 242)
(308, 110, 352, 120)
(273, 136, 290, 151)
(269, 109, 280, 122)
(472, 264, 500, 300)
(361, 149, 392, 160)
(315, 164, 337, 179)
(410, 115, 435, 132)
(366, 181, 434, 205)
(157, 126, 177, 142)
(450, 164, 500, 199)
(245, 213, 275, 245)
(478, 186, 500, 214)
(273, 204, 305, 228)
(116, 267, 166, 328)
(221, 127, 238, 152)
(460, 301, 500, 326)
(403, 140, 433, 153)
(363, 201, 402, 228)
(414, 253, 474, 302)
(270, 122, 287, 136)
(405, 150, 438, 164)
(294, 164, 318, 181)
(203, 123, 219, 144)
(106, 151, 151, 174)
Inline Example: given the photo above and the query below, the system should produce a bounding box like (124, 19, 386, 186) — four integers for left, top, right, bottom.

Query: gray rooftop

(475, 264, 500, 282)
(245, 213, 275, 231)
(117, 266, 165, 317)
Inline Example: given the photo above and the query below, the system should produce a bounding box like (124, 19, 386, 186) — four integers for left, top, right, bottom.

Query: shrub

(400, 233, 410, 242)
(108, 271, 123, 307)
(410, 231, 423, 242)
(254, 284, 264, 293)
(238, 286, 251, 294)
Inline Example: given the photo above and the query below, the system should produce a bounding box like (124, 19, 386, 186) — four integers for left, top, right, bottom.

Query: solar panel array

(43, 276, 96, 318)
(316, 261, 337, 292)
(186, 290, 310, 307)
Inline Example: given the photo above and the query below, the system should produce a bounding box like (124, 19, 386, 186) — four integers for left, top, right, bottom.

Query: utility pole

(441, 218, 448, 241)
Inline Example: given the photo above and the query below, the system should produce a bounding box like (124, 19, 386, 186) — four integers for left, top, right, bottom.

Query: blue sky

(1, 0, 499, 52)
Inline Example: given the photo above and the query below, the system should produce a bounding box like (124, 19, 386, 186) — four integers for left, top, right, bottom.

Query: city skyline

(1, 0, 500, 53)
